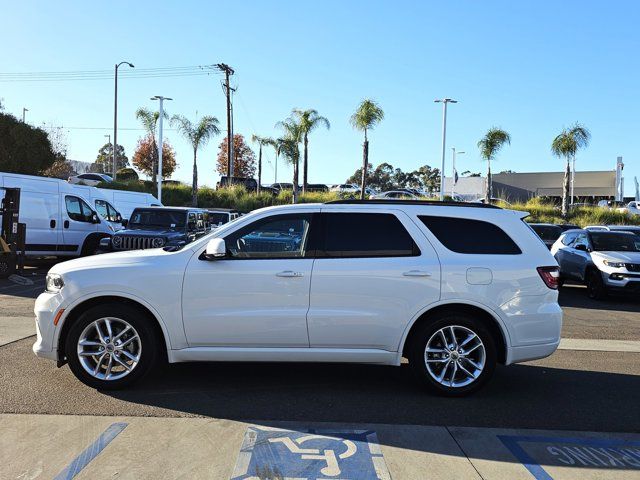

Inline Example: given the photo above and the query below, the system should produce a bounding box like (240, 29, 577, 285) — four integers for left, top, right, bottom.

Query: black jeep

(100, 207, 210, 252)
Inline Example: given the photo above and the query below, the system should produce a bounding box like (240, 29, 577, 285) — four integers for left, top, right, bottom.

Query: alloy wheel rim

(77, 317, 141, 381)
(424, 325, 486, 388)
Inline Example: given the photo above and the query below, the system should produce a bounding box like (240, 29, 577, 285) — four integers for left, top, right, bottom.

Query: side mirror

(116, 214, 122, 223)
(203, 238, 226, 260)
(92, 213, 100, 224)
(121, 219, 128, 228)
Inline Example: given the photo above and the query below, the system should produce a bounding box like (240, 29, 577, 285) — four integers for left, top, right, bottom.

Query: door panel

(61, 195, 97, 254)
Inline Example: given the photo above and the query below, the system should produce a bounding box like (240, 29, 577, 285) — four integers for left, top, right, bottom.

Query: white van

(96, 188, 162, 221)
(68, 184, 125, 232)
(0, 172, 114, 257)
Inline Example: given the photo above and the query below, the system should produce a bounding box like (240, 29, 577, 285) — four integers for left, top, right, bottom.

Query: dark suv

(100, 207, 210, 252)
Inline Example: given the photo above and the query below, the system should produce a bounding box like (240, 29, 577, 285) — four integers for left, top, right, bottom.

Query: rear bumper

(506, 340, 560, 365)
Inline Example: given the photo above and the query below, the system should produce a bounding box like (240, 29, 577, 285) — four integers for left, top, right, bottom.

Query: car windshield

(209, 213, 230, 225)
(531, 225, 562, 241)
(128, 210, 186, 229)
(590, 232, 640, 252)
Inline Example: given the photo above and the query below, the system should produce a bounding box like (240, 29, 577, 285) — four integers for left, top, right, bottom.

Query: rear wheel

(408, 312, 497, 396)
(587, 269, 607, 300)
(65, 303, 159, 389)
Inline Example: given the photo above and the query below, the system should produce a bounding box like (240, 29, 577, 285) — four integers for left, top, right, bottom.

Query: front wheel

(586, 269, 607, 300)
(65, 303, 159, 389)
(408, 312, 497, 396)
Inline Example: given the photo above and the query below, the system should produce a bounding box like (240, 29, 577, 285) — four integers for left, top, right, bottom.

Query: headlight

(45, 273, 64, 293)
(603, 260, 626, 268)
(152, 237, 166, 248)
(112, 236, 122, 246)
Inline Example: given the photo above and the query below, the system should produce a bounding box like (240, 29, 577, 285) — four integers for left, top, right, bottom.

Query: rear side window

(321, 213, 419, 258)
(419, 215, 521, 255)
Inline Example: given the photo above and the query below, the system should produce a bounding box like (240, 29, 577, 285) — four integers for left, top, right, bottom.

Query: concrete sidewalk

(2, 414, 639, 479)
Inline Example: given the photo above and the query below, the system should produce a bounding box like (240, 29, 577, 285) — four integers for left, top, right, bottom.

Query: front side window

(65, 196, 94, 222)
(419, 215, 521, 255)
(320, 213, 419, 258)
(225, 214, 312, 259)
(95, 200, 119, 222)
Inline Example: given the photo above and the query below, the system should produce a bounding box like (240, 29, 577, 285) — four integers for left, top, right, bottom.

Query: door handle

(50, 219, 56, 228)
(63, 220, 69, 229)
(403, 270, 432, 277)
(276, 271, 304, 278)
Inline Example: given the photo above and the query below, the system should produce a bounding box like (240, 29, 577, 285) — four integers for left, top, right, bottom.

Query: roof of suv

(327, 199, 501, 209)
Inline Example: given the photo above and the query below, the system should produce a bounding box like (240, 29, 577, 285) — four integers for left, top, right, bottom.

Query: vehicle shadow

(559, 283, 640, 313)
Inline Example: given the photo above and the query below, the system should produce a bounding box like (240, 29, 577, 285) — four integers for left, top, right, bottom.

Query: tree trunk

(562, 159, 570, 217)
(360, 131, 368, 200)
(257, 145, 262, 194)
(485, 159, 492, 203)
(302, 134, 309, 194)
(292, 154, 299, 204)
(192, 149, 198, 207)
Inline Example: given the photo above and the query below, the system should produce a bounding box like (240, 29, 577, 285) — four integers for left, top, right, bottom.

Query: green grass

(506, 198, 640, 226)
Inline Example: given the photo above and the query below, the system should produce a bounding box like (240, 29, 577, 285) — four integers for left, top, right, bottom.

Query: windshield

(129, 210, 186, 229)
(591, 232, 640, 252)
(209, 213, 230, 225)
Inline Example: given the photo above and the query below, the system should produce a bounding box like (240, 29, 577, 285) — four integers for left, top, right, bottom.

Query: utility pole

(22, 108, 28, 123)
(113, 61, 134, 179)
(214, 63, 235, 180)
(435, 98, 457, 201)
(451, 148, 465, 198)
(151, 96, 173, 203)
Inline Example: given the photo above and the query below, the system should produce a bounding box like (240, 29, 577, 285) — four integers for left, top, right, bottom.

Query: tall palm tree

(251, 135, 275, 194)
(291, 109, 330, 194)
(552, 123, 591, 216)
(350, 99, 384, 199)
(135, 108, 167, 185)
(477, 128, 511, 202)
(276, 118, 302, 203)
(170, 114, 220, 206)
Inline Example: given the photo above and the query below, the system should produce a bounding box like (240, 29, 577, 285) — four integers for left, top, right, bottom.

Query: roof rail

(325, 199, 502, 209)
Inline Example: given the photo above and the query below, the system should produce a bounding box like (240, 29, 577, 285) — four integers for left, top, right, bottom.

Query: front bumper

(32, 291, 64, 362)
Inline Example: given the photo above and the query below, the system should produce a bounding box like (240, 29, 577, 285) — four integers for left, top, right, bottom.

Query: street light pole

(151, 96, 173, 203)
(451, 148, 465, 198)
(435, 98, 457, 201)
(22, 108, 28, 123)
(113, 61, 134, 179)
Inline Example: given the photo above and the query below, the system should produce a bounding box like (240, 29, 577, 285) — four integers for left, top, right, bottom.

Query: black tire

(0, 254, 16, 278)
(408, 311, 497, 397)
(65, 303, 159, 390)
(586, 269, 607, 300)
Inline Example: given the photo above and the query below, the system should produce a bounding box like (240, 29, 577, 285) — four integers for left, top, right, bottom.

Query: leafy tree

(414, 165, 441, 193)
(461, 170, 481, 177)
(216, 134, 257, 179)
(551, 123, 591, 216)
(350, 99, 384, 199)
(171, 114, 220, 206)
(275, 118, 303, 203)
(251, 135, 276, 193)
(41, 159, 75, 179)
(477, 128, 511, 202)
(116, 167, 138, 182)
(135, 107, 167, 185)
(290, 109, 330, 193)
(132, 135, 177, 179)
(0, 112, 56, 174)
(95, 143, 128, 174)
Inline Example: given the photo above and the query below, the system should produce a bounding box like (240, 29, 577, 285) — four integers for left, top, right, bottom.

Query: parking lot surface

(1, 265, 640, 479)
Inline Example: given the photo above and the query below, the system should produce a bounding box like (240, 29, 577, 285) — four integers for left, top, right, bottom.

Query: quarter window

(419, 215, 521, 254)
(320, 213, 419, 258)
(65, 196, 94, 223)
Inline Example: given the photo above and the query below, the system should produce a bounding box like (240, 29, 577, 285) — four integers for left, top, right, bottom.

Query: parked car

(0, 171, 113, 257)
(529, 223, 563, 249)
(207, 208, 239, 228)
(217, 176, 258, 192)
(96, 188, 162, 221)
(306, 184, 329, 193)
(558, 224, 580, 232)
(99, 207, 210, 252)
(583, 225, 640, 237)
(330, 183, 359, 194)
(270, 182, 295, 194)
(35, 199, 561, 395)
(623, 201, 640, 215)
(68, 173, 113, 187)
(372, 190, 419, 199)
(551, 229, 640, 299)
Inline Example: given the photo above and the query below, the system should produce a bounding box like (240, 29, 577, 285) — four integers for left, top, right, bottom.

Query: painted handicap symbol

(231, 426, 391, 480)
(268, 434, 357, 477)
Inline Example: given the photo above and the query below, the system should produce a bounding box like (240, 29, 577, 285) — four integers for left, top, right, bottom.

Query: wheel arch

(400, 302, 509, 364)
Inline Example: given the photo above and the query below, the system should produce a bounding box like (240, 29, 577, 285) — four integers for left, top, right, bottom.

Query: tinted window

(530, 225, 562, 242)
(419, 215, 521, 254)
(129, 210, 186, 229)
(590, 232, 640, 252)
(209, 213, 230, 225)
(321, 213, 419, 258)
(561, 233, 577, 246)
(225, 214, 311, 259)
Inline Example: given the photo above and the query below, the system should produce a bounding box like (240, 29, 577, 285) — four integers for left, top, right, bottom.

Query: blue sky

(1, 1, 638, 194)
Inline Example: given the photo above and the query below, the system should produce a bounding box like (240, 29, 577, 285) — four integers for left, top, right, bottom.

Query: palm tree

(350, 99, 384, 199)
(552, 123, 591, 216)
(477, 128, 511, 202)
(251, 135, 275, 194)
(135, 107, 167, 185)
(170, 114, 220, 206)
(276, 118, 303, 203)
(291, 109, 330, 194)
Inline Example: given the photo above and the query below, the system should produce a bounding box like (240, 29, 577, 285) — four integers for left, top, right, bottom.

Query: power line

(0, 65, 222, 82)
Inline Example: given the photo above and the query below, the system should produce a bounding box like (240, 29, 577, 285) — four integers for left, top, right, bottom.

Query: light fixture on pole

(113, 61, 134, 179)
(451, 148, 465, 198)
(435, 98, 457, 201)
(22, 108, 29, 123)
(151, 96, 173, 203)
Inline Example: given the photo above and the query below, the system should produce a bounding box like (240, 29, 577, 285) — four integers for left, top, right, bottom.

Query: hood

(592, 251, 640, 263)
(49, 248, 168, 275)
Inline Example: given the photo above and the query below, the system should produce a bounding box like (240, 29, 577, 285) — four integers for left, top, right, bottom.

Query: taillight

(537, 266, 559, 289)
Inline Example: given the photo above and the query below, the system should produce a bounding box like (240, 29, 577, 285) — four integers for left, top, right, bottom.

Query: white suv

(34, 200, 562, 396)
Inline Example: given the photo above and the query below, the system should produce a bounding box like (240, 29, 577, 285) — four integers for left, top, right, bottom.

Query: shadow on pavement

(559, 284, 640, 313)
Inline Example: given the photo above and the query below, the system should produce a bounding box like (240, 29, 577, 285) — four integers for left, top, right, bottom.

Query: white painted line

(559, 338, 640, 353)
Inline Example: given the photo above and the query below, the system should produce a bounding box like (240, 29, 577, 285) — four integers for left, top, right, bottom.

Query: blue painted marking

(53, 422, 128, 480)
(498, 434, 640, 480)
(231, 427, 390, 480)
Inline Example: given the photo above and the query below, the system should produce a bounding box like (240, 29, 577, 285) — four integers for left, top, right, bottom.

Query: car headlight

(45, 273, 64, 293)
(603, 260, 626, 268)
(152, 237, 166, 248)
(112, 236, 122, 247)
